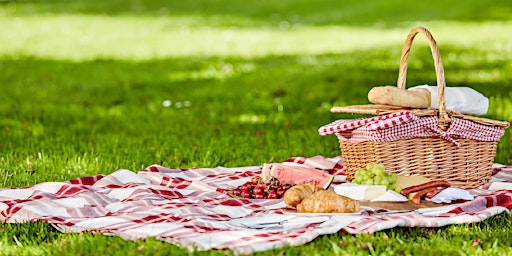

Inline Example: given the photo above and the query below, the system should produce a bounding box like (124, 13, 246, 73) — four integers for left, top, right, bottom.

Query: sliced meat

(400, 180, 451, 196)
(426, 187, 448, 199)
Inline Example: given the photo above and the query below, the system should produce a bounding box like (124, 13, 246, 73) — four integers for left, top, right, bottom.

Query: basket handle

(397, 27, 450, 125)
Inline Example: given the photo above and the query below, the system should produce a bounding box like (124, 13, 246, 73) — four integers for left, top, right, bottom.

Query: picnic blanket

(1, 156, 511, 254)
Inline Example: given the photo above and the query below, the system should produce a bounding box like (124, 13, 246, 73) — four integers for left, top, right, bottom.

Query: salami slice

(400, 180, 451, 196)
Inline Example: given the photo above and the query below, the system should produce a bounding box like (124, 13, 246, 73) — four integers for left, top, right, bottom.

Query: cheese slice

(363, 185, 388, 200)
(370, 190, 408, 202)
(334, 183, 366, 200)
(395, 175, 431, 191)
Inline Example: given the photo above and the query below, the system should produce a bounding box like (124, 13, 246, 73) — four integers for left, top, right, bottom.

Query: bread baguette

(368, 86, 431, 108)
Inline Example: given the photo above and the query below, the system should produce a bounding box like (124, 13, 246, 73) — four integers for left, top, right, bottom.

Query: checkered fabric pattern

(491, 164, 512, 182)
(0, 156, 511, 254)
(318, 111, 415, 136)
(319, 112, 505, 146)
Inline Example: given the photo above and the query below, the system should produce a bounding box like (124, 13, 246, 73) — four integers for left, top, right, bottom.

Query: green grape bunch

(352, 164, 398, 191)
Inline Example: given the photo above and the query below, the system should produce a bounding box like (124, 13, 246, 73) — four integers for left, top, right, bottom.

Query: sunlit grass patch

(0, 15, 400, 60)
(2, 13, 512, 61)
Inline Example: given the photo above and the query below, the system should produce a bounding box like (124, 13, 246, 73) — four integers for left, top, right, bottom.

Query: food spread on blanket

(348, 163, 474, 205)
(258, 163, 474, 212)
(223, 163, 335, 200)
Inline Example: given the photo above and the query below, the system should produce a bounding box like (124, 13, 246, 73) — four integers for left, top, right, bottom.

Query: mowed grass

(1, 0, 512, 255)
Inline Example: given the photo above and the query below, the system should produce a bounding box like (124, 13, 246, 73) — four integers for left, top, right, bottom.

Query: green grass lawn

(1, 0, 512, 255)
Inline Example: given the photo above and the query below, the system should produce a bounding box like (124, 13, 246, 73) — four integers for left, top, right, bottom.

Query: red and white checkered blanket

(1, 156, 511, 254)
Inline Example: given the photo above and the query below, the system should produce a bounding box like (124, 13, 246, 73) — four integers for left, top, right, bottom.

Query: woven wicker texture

(340, 138, 498, 189)
(336, 27, 508, 188)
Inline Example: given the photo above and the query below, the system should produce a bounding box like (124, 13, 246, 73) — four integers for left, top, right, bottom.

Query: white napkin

(488, 182, 512, 191)
(426, 187, 474, 203)
(410, 85, 489, 115)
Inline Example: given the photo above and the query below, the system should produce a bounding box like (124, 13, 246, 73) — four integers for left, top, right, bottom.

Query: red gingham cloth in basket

(318, 111, 505, 146)
(318, 111, 416, 135)
(0, 156, 511, 254)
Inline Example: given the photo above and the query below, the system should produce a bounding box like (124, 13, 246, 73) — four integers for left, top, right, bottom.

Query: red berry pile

(224, 176, 293, 199)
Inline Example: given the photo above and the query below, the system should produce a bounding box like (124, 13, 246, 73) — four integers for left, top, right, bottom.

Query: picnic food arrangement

(222, 161, 464, 212)
(276, 164, 463, 212)
(1, 26, 511, 254)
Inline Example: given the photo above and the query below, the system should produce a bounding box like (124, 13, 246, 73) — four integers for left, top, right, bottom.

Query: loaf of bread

(367, 86, 431, 108)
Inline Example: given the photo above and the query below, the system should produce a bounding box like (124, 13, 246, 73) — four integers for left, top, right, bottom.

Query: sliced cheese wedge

(394, 175, 431, 191)
(363, 185, 388, 201)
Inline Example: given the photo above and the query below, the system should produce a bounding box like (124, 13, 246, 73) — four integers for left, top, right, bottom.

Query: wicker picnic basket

(330, 27, 510, 189)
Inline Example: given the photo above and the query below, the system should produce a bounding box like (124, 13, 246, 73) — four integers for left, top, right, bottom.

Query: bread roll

(367, 86, 431, 108)
(283, 183, 323, 207)
(296, 190, 360, 213)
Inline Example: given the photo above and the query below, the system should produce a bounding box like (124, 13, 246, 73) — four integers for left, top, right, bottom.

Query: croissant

(296, 190, 360, 213)
(283, 183, 323, 207)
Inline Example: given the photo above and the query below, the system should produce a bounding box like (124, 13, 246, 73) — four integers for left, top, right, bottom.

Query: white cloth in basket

(410, 85, 489, 115)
